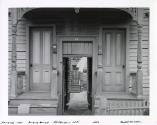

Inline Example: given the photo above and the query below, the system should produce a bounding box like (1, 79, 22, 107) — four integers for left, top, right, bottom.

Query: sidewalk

(64, 91, 90, 115)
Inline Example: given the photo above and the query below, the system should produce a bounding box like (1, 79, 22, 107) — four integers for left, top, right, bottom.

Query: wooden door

(103, 30, 125, 92)
(30, 28, 52, 91)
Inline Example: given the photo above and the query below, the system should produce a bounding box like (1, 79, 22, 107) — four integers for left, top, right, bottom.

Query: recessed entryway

(63, 56, 92, 115)
(61, 40, 93, 115)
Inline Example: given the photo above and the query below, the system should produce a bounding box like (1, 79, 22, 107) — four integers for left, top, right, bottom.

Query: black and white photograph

(1, 0, 157, 124)
(8, 8, 149, 116)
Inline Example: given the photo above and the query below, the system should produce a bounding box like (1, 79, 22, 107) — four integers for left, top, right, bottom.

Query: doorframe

(57, 36, 97, 115)
(99, 24, 130, 94)
(26, 24, 56, 92)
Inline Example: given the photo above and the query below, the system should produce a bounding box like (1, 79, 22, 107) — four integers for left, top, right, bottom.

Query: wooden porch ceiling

(24, 8, 132, 24)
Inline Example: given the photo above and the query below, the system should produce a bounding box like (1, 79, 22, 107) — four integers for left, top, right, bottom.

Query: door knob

(122, 65, 125, 68)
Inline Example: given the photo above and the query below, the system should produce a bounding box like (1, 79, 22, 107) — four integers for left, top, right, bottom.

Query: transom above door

(62, 41, 92, 56)
(103, 29, 126, 92)
(30, 28, 52, 91)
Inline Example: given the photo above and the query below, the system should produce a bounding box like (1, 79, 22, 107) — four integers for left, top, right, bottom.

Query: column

(137, 24, 143, 98)
(10, 24, 17, 98)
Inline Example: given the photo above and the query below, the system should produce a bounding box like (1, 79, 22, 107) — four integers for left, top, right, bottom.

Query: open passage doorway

(63, 56, 92, 115)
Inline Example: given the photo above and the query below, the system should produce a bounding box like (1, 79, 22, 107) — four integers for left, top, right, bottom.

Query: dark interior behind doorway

(63, 57, 92, 115)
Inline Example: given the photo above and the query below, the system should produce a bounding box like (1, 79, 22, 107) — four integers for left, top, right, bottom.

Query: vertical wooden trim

(52, 25, 57, 69)
(40, 31, 43, 84)
(137, 24, 143, 98)
(121, 29, 127, 92)
(25, 22, 30, 92)
(10, 24, 17, 98)
(10, 8, 20, 98)
(53, 25, 57, 44)
(137, 9, 144, 26)
(51, 24, 58, 98)
(125, 25, 130, 93)
(57, 37, 63, 114)
(96, 27, 103, 96)
(137, 25, 142, 63)
(12, 9, 18, 25)
(92, 37, 98, 114)
(136, 8, 144, 98)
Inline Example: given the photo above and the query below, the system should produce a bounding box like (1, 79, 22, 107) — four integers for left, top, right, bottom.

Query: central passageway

(64, 91, 91, 115)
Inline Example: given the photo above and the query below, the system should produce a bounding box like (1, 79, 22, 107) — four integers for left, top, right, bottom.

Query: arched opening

(23, 8, 132, 24)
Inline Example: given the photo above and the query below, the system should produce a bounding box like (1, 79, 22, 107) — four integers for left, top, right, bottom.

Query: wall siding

(8, 13, 12, 97)
(128, 9, 149, 97)
(142, 8, 149, 97)
(8, 17, 27, 98)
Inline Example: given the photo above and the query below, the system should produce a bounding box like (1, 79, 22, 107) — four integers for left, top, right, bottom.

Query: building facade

(8, 8, 149, 115)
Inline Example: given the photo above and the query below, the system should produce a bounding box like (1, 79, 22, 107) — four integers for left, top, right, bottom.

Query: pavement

(64, 91, 91, 115)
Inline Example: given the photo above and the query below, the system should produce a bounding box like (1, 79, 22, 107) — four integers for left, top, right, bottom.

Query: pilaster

(10, 24, 17, 98)
(96, 28, 103, 96)
(137, 24, 143, 98)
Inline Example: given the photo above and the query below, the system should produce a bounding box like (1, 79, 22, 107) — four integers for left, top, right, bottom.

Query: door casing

(100, 26, 129, 93)
(102, 29, 126, 92)
(27, 24, 56, 92)
(57, 36, 97, 115)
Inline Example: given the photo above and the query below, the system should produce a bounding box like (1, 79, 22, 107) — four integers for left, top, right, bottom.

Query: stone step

(8, 92, 58, 115)
(71, 84, 80, 87)
(71, 85, 81, 90)
(9, 98, 57, 106)
(9, 103, 57, 115)
(70, 90, 81, 93)
(71, 87, 80, 89)
(71, 86, 80, 89)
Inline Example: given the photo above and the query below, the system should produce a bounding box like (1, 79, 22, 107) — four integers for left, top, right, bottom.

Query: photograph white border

(0, 0, 157, 124)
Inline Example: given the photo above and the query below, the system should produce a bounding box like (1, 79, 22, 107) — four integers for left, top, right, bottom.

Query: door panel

(106, 33, 111, 66)
(43, 31, 51, 64)
(30, 29, 51, 91)
(32, 31, 40, 64)
(33, 69, 40, 83)
(103, 30, 125, 92)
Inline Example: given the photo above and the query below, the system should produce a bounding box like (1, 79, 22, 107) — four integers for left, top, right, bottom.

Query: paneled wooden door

(30, 28, 52, 91)
(103, 29, 126, 92)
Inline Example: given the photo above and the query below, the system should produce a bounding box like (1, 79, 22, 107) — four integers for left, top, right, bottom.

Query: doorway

(29, 28, 52, 92)
(103, 29, 126, 92)
(63, 56, 92, 115)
